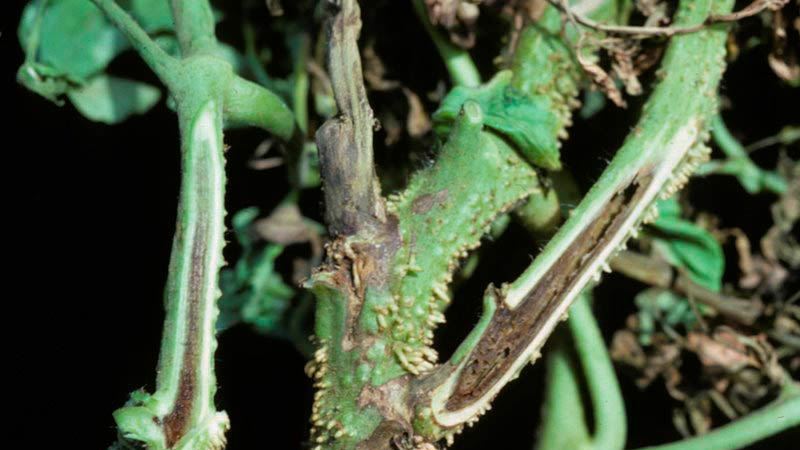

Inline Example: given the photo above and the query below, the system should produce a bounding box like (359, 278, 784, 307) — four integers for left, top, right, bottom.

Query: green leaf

(432, 70, 562, 170)
(66, 75, 161, 124)
(16, 62, 76, 104)
(648, 197, 725, 292)
(21, 0, 174, 82)
(17, 0, 174, 103)
(218, 208, 295, 334)
(34, 0, 128, 81)
(635, 288, 697, 345)
(579, 90, 607, 119)
(127, 0, 174, 34)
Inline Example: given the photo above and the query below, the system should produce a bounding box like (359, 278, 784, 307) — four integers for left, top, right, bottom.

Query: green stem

(169, 0, 217, 56)
(569, 294, 627, 450)
(90, 0, 180, 87)
(537, 292, 628, 450)
(635, 383, 800, 450)
(538, 335, 593, 450)
(696, 114, 788, 195)
(411, 0, 481, 87)
(243, 22, 275, 88)
(711, 114, 748, 159)
(223, 75, 296, 139)
(113, 98, 230, 450)
(289, 32, 311, 134)
(427, 0, 735, 429)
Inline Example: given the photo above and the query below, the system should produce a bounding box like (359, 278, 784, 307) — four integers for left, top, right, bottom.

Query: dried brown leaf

(254, 204, 314, 245)
(362, 44, 401, 92)
(635, 0, 661, 17)
(425, 0, 482, 48)
(607, 39, 644, 96)
(380, 112, 403, 146)
(768, 8, 800, 84)
(686, 331, 757, 373)
(577, 37, 627, 107)
(762, 157, 800, 267)
(637, 343, 682, 393)
(611, 329, 648, 368)
(402, 88, 432, 137)
(249, 140, 285, 170)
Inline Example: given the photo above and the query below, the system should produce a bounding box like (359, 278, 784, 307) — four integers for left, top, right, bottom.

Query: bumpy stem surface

(113, 93, 230, 450)
(91, 1, 296, 448)
(421, 0, 734, 433)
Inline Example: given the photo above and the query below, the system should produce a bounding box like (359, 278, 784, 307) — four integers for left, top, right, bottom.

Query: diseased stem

(113, 97, 230, 450)
(425, 0, 735, 430)
(90, 2, 299, 448)
(316, 0, 384, 236)
(301, 2, 626, 447)
(411, 0, 481, 87)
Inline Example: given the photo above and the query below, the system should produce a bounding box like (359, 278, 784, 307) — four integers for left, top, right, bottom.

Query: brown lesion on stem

(444, 173, 654, 411)
(316, 0, 385, 237)
(160, 201, 213, 448)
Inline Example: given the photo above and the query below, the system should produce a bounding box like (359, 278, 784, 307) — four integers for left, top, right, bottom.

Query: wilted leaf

(266, 0, 284, 16)
(16, 62, 77, 103)
(254, 204, 314, 245)
(433, 70, 561, 170)
(762, 157, 800, 267)
(686, 331, 757, 373)
(768, 6, 799, 85)
(576, 37, 627, 108)
(611, 329, 647, 368)
(363, 44, 401, 91)
(67, 75, 161, 124)
(424, 0, 481, 48)
(17, 0, 173, 118)
(402, 88, 432, 137)
(25, 0, 128, 81)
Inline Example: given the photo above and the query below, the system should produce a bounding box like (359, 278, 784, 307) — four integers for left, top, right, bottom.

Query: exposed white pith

(160, 101, 225, 421)
(430, 120, 702, 429)
(195, 101, 225, 422)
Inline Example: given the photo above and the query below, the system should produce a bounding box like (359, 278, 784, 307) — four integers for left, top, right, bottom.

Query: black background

(5, 0, 798, 448)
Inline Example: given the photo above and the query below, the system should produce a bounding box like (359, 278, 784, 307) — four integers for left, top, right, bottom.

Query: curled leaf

(648, 197, 725, 292)
(432, 70, 562, 170)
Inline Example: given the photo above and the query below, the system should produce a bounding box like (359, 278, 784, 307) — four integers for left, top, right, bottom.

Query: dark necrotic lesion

(446, 175, 651, 411)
